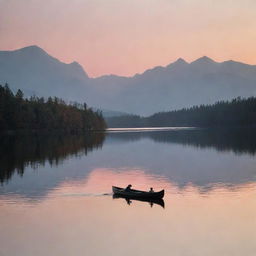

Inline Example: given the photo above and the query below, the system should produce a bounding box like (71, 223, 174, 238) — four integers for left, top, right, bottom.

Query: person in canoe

(149, 187, 154, 193)
(125, 184, 132, 191)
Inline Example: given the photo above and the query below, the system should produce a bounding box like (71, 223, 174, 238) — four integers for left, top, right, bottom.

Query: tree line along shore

(0, 84, 106, 132)
(107, 97, 256, 128)
(2, 82, 256, 130)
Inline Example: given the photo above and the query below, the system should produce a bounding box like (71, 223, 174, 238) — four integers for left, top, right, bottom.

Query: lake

(0, 128, 256, 256)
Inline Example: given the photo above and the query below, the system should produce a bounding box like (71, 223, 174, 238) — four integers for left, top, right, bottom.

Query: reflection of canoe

(112, 186, 165, 199)
(113, 194, 165, 208)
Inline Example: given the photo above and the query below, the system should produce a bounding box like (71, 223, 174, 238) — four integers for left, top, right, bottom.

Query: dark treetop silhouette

(107, 97, 256, 128)
(0, 84, 107, 132)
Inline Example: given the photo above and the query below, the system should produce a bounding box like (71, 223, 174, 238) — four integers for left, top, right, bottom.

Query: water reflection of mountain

(0, 132, 105, 184)
(106, 128, 256, 155)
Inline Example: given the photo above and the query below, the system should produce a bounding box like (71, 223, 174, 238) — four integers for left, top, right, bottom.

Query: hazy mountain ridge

(0, 46, 90, 102)
(1, 45, 256, 115)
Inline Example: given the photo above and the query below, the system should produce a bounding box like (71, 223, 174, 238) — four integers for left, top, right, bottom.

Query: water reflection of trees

(0, 132, 105, 183)
(107, 128, 256, 155)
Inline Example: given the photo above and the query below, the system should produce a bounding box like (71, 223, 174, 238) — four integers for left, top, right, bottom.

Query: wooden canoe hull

(112, 186, 165, 199)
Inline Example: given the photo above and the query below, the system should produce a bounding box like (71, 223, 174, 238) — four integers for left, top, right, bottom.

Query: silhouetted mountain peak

(69, 61, 89, 78)
(167, 58, 188, 68)
(192, 56, 215, 65)
(15, 45, 48, 55)
(19, 45, 42, 50)
(0, 45, 48, 58)
(6, 46, 89, 78)
(221, 59, 254, 67)
(175, 58, 187, 64)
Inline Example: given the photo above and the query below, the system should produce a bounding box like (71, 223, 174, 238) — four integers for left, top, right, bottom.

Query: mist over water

(0, 128, 256, 255)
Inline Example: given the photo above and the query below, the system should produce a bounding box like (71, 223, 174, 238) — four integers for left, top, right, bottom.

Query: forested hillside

(0, 84, 106, 132)
(107, 97, 256, 128)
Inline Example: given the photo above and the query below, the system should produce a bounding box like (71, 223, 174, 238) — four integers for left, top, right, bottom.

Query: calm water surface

(0, 128, 256, 256)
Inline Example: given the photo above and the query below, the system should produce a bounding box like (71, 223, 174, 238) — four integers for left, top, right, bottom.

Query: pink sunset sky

(0, 0, 256, 77)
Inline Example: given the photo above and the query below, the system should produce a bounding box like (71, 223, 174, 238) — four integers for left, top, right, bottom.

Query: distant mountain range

(1, 45, 256, 115)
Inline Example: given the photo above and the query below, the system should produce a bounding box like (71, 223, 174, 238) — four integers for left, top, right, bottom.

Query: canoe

(112, 186, 165, 199)
(113, 194, 165, 208)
